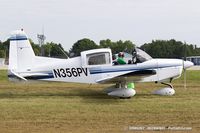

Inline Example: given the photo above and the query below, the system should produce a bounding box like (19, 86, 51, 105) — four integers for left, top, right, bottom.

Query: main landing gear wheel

(106, 83, 136, 98)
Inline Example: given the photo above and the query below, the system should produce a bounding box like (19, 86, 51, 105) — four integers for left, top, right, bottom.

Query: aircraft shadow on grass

(0, 85, 154, 101)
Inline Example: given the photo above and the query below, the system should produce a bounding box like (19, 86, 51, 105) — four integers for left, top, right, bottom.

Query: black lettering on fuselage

(82, 68, 88, 76)
(66, 68, 72, 77)
(71, 68, 78, 77)
(53, 68, 88, 78)
(60, 68, 67, 77)
(53, 69, 61, 78)
(76, 68, 82, 76)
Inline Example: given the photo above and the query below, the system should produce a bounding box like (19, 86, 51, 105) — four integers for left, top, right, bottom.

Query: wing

(96, 69, 156, 83)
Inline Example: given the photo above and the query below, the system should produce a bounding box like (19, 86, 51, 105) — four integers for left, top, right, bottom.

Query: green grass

(0, 70, 7, 81)
(0, 70, 199, 133)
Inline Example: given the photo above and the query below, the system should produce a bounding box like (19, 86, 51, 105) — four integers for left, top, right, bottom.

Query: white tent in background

(0, 58, 5, 66)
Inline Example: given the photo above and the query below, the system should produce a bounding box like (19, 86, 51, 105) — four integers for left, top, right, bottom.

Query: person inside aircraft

(112, 54, 119, 65)
(117, 52, 126, 64)
(128, 48, 152, 64)
(128, 48, 137, 64)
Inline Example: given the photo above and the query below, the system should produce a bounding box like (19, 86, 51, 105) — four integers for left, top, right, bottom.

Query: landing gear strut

(161, 82, 173, 89)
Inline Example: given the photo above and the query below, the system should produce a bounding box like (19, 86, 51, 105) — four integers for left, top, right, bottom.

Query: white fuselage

(14, 57, 184, 84)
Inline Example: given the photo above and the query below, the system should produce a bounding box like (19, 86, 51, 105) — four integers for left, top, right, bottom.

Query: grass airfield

(0, 70, 199, 133)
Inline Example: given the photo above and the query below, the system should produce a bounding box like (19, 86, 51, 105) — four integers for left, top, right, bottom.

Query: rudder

(9, 29, 35, 72)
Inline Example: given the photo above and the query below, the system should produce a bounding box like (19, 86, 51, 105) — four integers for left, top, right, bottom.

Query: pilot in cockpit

(117, 52, 126, 65)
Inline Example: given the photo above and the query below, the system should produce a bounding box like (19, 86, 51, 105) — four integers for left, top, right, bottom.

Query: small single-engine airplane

(8, 30, 194, 98)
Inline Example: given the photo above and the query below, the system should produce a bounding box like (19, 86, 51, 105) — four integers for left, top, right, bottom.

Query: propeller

(183, 42, 187, 90)
(183, 62, 187, 89)
(182, 60, 194, 90)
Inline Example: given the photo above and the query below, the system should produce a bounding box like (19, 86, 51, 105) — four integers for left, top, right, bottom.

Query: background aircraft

(8, 30, 193, 98)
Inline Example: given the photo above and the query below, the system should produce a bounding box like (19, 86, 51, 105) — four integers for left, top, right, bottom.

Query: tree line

(0, 38, 200, 59)
(0, 39, 69, 59)
(69, 39, 135, 57)
(140, 39, 200, 58)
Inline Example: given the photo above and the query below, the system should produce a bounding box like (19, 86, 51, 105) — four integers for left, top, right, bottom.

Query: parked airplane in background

(8, 30, 194, 98)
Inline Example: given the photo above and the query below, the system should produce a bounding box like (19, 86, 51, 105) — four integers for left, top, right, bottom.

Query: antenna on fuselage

(183, 41, 187, 90)
(58, 46, 69, 59)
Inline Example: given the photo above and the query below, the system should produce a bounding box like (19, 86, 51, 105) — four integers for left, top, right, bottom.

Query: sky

(1, 0, 200, 50)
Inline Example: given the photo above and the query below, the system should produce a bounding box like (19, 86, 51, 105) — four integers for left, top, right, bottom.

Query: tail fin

(9, 30, 35, 72)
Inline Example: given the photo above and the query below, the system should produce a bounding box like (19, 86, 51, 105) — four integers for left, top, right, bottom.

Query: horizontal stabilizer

(10, 70, 27, 81)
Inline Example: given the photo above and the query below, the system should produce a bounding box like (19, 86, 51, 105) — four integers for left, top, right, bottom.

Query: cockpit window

(113, 48, 152, 65)
(87, 52, 111, 65)
(135, 48, 152, 62)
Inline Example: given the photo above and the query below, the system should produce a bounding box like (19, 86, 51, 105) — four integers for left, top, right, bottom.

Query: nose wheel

(152, 82, 175, 96)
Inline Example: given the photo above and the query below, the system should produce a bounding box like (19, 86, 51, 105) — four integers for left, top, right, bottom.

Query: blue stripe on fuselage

(89, 65, 181, 74)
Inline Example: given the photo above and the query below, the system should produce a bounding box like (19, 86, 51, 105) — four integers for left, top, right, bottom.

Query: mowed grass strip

(0, 70, 199, 133)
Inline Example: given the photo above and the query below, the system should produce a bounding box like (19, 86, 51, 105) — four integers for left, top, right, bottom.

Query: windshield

(135, 48, 152, 62)
(113, 48, 152, 65)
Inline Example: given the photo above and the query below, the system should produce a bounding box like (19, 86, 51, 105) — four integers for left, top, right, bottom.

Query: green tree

(42, 43, 52, 57)
(29, 39, 41, 56)
(100, 39, 135, 54)
(1, 40, 9, 59)
(0, 50, 5, 58)
(99, 39, 112, 48)
(69, 38, 99, 57)
(47, 42, 68, 58)
(140, 39, 200, 58)
(30, 40, 68, 58)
